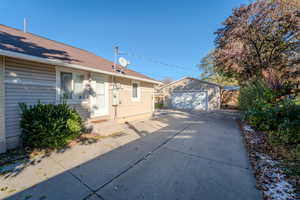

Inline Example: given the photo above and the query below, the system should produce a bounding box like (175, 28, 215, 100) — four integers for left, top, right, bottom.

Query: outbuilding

(158, 77, 221, 111)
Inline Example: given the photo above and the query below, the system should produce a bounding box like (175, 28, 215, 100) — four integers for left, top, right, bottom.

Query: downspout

(112, 76, 118, 120)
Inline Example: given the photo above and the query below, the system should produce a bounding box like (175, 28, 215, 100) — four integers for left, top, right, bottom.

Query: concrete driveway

(5, 110, 261, 200)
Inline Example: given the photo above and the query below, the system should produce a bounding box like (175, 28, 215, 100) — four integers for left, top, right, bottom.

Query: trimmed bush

(19, 102, 82, 149)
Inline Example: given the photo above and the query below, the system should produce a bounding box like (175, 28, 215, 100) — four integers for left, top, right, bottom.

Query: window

(132, 83, 138, 98)
(60, 71, 85, 100)
(74, 74, 85, 99)
(61, 72, 72, 99)
(132, 81, 140, 100)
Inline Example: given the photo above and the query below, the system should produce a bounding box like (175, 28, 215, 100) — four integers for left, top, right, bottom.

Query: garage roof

(160, 77, 221, 89)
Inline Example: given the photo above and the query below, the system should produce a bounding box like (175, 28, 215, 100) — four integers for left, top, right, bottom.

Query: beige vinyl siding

(2, 56, 156, 150)
(4, 57, 56, 149)
(0, 56, 6, 153)
(115, 77, 154, 119)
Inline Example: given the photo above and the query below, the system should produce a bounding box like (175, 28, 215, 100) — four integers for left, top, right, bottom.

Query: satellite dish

(119, 57, 129, 67)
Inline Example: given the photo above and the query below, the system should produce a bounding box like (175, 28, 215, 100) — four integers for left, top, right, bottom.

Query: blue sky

(0, 0, 248, 81)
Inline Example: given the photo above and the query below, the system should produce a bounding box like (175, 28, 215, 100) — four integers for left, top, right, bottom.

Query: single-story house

(157, 77, 221, 111)
(0, 24, 161, 153)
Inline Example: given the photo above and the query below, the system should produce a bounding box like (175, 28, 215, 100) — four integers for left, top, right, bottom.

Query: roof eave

(0, 49, 161, 84)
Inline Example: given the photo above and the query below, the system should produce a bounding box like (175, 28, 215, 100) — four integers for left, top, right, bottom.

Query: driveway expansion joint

(50, 157, 105, 200)
(163, 146, 250, 170)
(95, 124, 192, 193)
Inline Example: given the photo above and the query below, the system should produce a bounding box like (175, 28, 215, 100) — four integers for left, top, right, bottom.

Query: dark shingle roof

(0, 24, 156, 82)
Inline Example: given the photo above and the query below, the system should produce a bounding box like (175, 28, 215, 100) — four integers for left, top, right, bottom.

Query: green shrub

(19, 102, 82, 149)
(246, 108, 277, 131)
(239, 82, 300, 177)
(294, 98, 300, 106)
(239, 81, 277, 111)
(239, 81, 279, 130)
(290, 145, 300, 162)
(270, 118, 300, 145)
(239, 82, 300, 148)
(155, 103, 164, 109)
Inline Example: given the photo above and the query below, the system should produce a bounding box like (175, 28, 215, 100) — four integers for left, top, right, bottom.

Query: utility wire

(121, 51, 199, 73)
(95, 46, 199, 74)
(98, 46, 199, 79)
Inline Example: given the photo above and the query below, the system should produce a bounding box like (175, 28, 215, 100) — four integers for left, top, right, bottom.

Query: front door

(91, 75, 107, 117)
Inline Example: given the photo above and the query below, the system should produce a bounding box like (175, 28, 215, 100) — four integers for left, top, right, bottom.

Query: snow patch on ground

(243, 124, 254, 133)
(249, 137, 260, 144)
(241, 123, 298, 200)
(256, 153, 296, 200)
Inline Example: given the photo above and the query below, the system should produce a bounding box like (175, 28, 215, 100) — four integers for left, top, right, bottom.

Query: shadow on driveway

(3, 110, 260, 200)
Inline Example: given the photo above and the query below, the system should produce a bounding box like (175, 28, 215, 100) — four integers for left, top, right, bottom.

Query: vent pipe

(23, 18, 27, 33)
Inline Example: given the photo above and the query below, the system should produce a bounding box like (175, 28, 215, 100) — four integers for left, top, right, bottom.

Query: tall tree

(199, 51, 215, 79)
(198, 50, 238, 86)
(214, 0, 300, 89)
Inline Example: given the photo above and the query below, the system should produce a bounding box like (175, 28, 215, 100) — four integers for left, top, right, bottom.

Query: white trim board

(0, 49, 161, 84)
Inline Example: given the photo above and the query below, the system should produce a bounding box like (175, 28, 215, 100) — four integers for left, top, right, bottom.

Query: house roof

(0, 24, 160, 84)
(160, 76, 221, 90)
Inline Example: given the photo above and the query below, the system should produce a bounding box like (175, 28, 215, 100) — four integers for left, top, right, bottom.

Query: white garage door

(171, 91, 208, 111)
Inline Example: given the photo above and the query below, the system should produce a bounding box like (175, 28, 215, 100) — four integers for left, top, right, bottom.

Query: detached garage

(159, 77, 221, 111)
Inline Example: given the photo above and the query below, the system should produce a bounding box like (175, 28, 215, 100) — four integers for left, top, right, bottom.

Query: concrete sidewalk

(1, 110, 261, 200)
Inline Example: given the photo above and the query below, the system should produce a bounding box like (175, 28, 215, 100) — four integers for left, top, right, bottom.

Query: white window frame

(131, 80, 140, 101)
(56, 66, 88, 104)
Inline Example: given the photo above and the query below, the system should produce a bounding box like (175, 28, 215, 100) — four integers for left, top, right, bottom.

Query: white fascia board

(0, 49, 162, 85)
